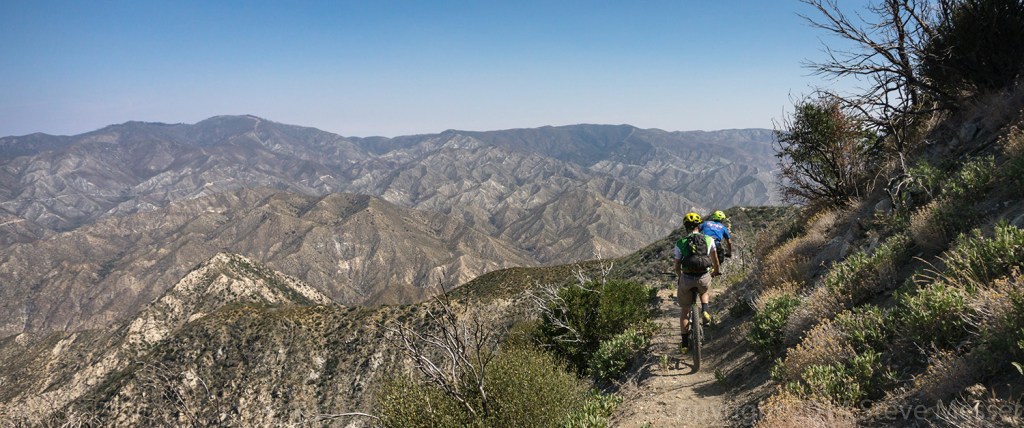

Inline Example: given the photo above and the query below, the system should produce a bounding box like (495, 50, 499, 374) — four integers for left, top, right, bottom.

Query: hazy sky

(1, 1, 865, 138)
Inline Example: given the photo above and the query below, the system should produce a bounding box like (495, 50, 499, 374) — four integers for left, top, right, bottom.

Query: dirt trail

(611, 286, 743, 427)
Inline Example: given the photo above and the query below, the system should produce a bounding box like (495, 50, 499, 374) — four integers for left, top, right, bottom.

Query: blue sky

(1, 1, 864, 137)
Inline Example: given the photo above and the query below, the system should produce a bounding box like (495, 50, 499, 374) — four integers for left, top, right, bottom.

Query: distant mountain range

(0, 115, 779, 335)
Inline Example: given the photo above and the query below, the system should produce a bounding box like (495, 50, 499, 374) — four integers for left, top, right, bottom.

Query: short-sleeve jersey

(699, 220, 731, 244)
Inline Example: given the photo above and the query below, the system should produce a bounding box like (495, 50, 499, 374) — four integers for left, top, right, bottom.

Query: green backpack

(677, 232, 712, 273)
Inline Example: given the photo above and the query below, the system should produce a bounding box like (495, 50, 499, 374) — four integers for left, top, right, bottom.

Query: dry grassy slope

(731, 91, 1024, 427)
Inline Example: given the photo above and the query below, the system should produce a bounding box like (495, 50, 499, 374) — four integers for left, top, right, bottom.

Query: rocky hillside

(0, 253, 370, 426)
(0, 188, 536, 336)
(0, 205, 784, 427)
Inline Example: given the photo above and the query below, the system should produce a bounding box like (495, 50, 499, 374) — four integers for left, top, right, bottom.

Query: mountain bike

(686, 285, 703, 372)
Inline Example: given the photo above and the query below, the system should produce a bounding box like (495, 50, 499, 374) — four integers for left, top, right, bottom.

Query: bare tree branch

(382, 279, 501, 419)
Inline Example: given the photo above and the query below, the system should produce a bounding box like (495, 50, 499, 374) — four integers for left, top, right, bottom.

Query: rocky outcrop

(0, 253, 345, 426)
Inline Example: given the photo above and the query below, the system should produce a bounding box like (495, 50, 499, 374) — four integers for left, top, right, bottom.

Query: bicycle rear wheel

(691, 290, 702, 371)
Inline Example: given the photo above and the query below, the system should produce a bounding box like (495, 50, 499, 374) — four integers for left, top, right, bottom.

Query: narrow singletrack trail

(611, 286, 734, 427)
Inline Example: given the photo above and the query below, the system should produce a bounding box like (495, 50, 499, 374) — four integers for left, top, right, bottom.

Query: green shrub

(597, 281, 655, 335)
(894, 282, 974, 350)
(911, 156, 999, 248)
(535, 280, 653, 374)
(942, 223, 1024, 292)
(788, 363, 860, 407)
(483, 347, 591, 428)
(834, 304, 890, 351)
(943, 156, 996, 201)
(587, 324, 654, 383)
(905, 161, 944, 200)
(375, 346, 595, 428)
(375, 375, 472, 428)
(749, 293, 801, 356)
(785, 351, 893, 407)
(560, 392, 621, 428)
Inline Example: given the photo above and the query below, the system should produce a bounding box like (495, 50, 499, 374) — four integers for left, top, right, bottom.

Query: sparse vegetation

(375, 273, 656, 427)
(749, 292, 801, 356)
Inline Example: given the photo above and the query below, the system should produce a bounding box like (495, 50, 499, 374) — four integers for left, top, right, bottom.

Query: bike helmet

(684, 212, 702, 228)
(710, 210, 727, 222)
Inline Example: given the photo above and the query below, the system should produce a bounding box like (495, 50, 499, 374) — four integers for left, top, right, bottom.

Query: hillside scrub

(791, 233, 912, 334)
(375, 277, 655, 427)
(533, 279, 655, 378)
(751, 1, 1024, 423)
(748, 292, 801, 357)
(774, 96, 881, 208)
(375, 346, 593, 428)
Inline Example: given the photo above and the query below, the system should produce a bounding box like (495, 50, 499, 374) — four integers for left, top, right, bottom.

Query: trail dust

(611, 284, 746, 427)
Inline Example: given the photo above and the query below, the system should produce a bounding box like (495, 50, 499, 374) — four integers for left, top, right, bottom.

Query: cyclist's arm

(725, 238, 733, 256)
(674, 258, 682, 278)
(711, 246, 721, 276)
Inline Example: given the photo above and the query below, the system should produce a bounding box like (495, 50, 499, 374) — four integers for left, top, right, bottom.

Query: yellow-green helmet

(710, 210, 727, 222)
(684, 212, 702, 228)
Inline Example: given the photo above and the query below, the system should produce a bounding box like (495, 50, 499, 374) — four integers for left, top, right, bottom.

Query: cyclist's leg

(696, 274, 712, 323)
(678, 277, 697, 341)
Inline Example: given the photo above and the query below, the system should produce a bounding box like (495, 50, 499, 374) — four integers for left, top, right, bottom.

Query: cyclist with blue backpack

(700, 210, 733, 266)
(674, 212, 721, 352)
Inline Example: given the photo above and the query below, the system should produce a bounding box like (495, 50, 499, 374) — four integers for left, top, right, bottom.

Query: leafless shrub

(935, 384, 1024, 428)
(132, 360, 215, 426)
(800, 0, 950, 152)
(384, 284, 501, 419)
(911, 350, 981, 405)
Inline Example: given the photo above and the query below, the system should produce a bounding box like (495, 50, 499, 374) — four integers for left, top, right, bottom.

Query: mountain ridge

(0, 187, 536, 336)
(0, 116, 780, 337)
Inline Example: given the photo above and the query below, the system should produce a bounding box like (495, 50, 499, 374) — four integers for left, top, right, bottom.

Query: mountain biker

(674, 212, 721, 352)
(700, 210, 733, 266)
